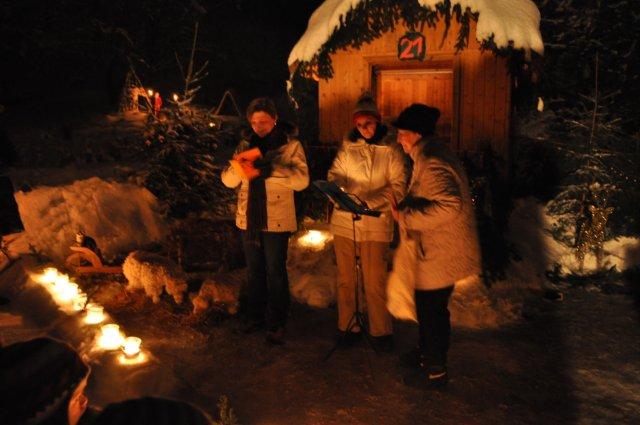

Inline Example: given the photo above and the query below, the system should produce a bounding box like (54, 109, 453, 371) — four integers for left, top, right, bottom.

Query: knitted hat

(352, 93, 381, 122)
(0, 337, 90, 425)
(392, 103, 441, 137)
(93, 397, 213, 425)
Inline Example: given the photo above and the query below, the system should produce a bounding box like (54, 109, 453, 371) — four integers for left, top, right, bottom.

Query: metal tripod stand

(323, 212, 379, 362)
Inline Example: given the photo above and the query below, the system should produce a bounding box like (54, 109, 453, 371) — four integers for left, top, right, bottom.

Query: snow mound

(287, 226, 510, 329)
(510, 198, 640, 275)
(288, 0, 543, 66)
(286, 201, 640, 326)
(14, 177, 167, 263)
(288, 227, 337, 308)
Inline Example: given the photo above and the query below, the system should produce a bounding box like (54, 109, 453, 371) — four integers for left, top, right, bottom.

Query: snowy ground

(1, 259, 639, 425)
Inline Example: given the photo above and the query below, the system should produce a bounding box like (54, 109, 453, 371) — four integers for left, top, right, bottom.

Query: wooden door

(375, 69, 454, 138)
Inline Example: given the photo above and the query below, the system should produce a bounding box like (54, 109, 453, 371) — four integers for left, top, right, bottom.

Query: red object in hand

(230, 147, 263, 180)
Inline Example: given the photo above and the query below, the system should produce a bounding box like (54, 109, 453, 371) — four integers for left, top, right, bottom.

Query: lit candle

(98, 324, 124, 350)
(85, 303, 105, 325)
(72, 293, 88, 312)
(55, 281, 79, 303)
(40, 267, 59, 284)
(298, 230, 330, 249)
(122, 336, 142, 358)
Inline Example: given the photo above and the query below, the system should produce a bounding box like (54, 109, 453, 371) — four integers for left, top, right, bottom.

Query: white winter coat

(221, 138, 309, 232)
(395, 138, 481, 290)
(328, 135, 407, 242)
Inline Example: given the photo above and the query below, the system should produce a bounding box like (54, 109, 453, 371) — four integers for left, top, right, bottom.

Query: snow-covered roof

(288, 0, 544, 66)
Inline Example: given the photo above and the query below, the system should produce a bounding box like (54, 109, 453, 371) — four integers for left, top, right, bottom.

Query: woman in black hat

(390, 103, 481, 388)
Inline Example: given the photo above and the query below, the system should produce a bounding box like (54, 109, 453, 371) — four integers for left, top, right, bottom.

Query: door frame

(364, 54, 461, 149)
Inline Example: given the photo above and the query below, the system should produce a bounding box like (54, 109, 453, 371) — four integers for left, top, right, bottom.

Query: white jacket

(221, 139, 309, 232)
(328, 135, 407, 242)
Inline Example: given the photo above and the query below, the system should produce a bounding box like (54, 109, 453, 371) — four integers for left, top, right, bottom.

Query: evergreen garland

(295, 0, 509, 80)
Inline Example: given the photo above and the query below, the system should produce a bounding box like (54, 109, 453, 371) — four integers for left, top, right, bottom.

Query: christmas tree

(538, 0, 640, 251)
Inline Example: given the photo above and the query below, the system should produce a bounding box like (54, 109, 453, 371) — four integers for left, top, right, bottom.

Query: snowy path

(2, 261, 639, 424)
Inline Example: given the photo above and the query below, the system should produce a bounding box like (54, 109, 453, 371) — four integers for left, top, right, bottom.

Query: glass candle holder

(99, 324, 124, 350)
(85, 303, 105, 325)
(41, 267, 59, 284)
(122, 337, 142, 358)
(72, 293, 88, 312)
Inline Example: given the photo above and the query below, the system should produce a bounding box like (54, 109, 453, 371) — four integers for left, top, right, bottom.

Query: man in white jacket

(328, 94, 407, 351)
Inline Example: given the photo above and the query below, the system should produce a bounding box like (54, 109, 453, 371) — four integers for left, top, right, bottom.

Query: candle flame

(297, 230, 331, 250)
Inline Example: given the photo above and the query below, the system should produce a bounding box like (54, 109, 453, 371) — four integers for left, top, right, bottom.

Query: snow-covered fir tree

(536, 0, 640, 247)
(142, 106, 236, 219)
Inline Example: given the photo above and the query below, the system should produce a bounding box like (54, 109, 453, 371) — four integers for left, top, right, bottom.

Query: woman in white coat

(328, 94, 407, 351)
(221, 97, 309, 344)
(391, 103, 481, 387)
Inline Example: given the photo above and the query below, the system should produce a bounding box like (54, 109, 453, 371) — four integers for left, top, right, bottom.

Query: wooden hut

(288, 0, 544, 160)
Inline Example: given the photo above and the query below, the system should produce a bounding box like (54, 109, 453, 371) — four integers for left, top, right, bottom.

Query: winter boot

(370, 334, 394, 353)
(398, 346, 425, 369)
(334, 330, 362, 350)
(403, 364, 448, 389)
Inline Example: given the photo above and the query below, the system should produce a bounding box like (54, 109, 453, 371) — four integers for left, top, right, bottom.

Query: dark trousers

(240, 231, 291, 329)
(415, 285, 454, 366)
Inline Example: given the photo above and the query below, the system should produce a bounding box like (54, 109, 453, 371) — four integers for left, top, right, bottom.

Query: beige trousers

(334, 235, 393, 337)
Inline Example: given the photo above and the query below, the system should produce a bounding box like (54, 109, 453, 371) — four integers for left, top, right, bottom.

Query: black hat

(0, 337, 90, 425)
(93, 397, 213, 425)
(392, 103, 441, 137)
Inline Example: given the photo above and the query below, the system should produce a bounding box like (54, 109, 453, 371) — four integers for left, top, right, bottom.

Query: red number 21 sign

(398, 32, 426, 61)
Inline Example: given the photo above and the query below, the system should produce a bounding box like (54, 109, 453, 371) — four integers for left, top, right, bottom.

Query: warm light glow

(85, 303, 105, 324)
(40, 267, 59, 284)
(72, 293, 88, 312)
(98, 324, 125, 350)
(122, 336, 142, 358)
(172, 93, 179, 102)
(208, 122, 215, 128)
(297, 230, 331, 250)
(117, 351, 148, 366)
(147, 89, 154, 97)
(55, 280, 79, 303)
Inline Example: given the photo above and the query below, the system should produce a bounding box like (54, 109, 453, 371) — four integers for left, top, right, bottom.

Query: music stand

(313, 180, 381, 362)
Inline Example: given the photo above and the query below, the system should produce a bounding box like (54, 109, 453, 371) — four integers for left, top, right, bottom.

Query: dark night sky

(0, 0, 324, 118)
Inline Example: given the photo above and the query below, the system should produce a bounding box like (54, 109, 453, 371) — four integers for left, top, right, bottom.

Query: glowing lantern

(172, 93, 179, 102)
(85, 303, 105, 325)
(98, 324, 125, 350)
(122, 336, 142, 358)
(72, 293, 88, 312)
(297, 230, 331, 250)
(208, 122, 215, 128)
(54, 278, 79, 303)
(40, 267, 59, 284)
(147, 89, 154, 97)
